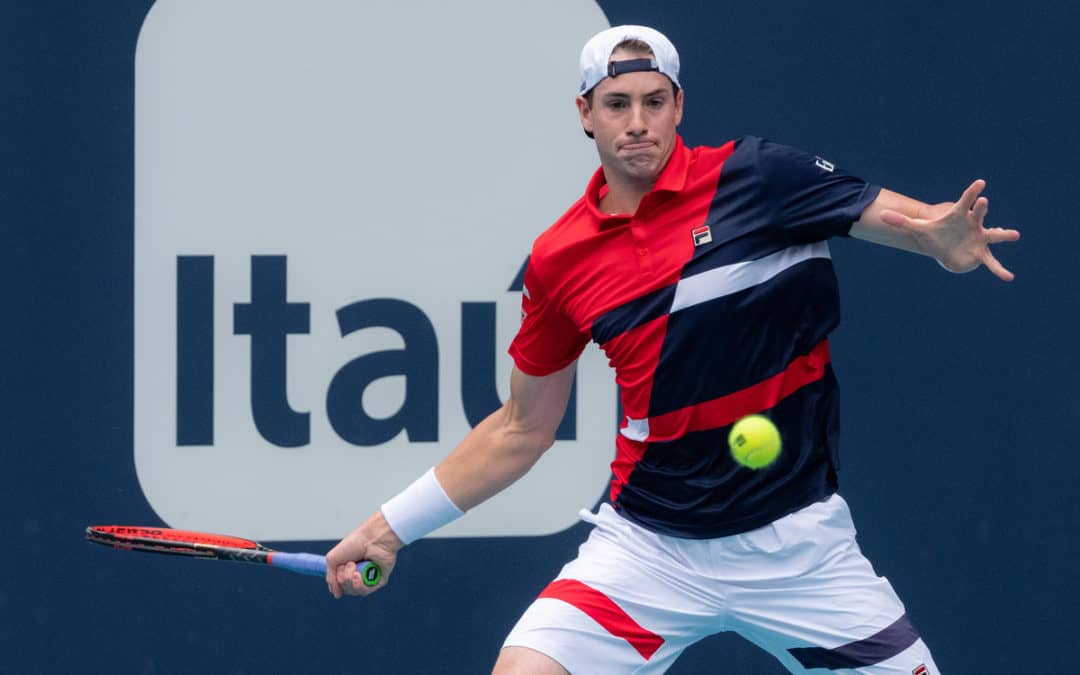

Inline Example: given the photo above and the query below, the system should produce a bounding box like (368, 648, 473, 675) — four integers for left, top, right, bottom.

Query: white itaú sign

(133, 0, 614, 540)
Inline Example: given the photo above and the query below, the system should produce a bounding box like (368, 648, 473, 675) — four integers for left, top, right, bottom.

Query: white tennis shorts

(503, 495, 940, 674)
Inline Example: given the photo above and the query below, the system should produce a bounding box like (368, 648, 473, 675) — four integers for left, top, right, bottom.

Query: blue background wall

(5, 1, 1078, 673)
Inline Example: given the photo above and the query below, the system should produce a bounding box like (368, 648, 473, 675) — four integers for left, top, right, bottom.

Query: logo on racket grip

(362, 562, 382, 587)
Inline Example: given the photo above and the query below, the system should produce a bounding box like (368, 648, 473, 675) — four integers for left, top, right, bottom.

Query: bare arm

(436, 362, 578, 510)
(851, 180, 1020, 280)
(325, 362, 577, 598)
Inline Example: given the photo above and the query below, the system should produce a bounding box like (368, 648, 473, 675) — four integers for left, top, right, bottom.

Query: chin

(622, 158, 660, 180)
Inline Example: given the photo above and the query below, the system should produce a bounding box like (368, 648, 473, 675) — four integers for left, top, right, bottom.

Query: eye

(606, 99, 628, 110)
(646, 97, 665, 109)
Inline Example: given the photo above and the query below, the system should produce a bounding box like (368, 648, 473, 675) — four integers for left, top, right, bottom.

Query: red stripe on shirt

(609, 435, 648, 504)
(610, 340, 830, 501)
(646, 340, 831, 441)
(537, 578, 664, 660)
(606, 316, 669, 505)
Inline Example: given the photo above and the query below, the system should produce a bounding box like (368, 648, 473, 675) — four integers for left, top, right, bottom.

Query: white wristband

(380, 468, 464, 545)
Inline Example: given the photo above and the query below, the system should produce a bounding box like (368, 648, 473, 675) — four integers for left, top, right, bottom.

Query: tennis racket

(85, 525, 382, 587)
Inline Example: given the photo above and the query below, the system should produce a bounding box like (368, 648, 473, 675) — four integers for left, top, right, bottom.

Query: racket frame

(85, 525, 382, 586)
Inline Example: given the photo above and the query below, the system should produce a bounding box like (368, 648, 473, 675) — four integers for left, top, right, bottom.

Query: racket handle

(269, 552, 382, 586)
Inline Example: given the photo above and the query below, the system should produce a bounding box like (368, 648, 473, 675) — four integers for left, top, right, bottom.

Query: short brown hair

(611, 38, 654, 57)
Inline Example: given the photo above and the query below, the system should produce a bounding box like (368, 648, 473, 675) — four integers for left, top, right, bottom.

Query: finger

(982, 250, 1014, 282)
(353, 574, 377, 597)
(956, 179, 986, 212)
(326, 557, 342, 599)
(337, 561, 359, 595)
(986, 227, 1021, 244)
(325, 546, 344, 597)
(971, 196, 988, 223)
(331, 564, 349, 599)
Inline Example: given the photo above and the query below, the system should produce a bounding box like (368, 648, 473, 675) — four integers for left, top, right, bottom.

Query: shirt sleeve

(507, 255, 589, 377)
(754, 137, 881, 240)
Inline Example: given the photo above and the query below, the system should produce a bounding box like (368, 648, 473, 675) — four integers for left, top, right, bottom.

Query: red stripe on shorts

(537, 578, 664, 660)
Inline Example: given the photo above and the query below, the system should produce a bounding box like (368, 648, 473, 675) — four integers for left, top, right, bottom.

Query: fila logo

(692, 225, 712, 247)
(912, 665, 929, 675)
(815, 157, 835, 172)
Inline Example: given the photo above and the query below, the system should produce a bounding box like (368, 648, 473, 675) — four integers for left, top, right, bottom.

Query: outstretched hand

(879, 179, 1020, 281)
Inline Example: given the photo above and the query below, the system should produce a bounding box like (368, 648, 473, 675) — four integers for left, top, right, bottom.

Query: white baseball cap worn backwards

(578, 25, 682, 95)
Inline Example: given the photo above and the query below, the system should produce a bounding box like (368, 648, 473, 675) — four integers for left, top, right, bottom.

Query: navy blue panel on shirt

(615, 366, 841, 539)
(759, 138, 881, 240)
(685, 136, 881, 276)
(647, 257, 840, 418)
(590, 283, 676, 346)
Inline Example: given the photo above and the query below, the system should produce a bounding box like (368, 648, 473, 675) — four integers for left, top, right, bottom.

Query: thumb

(879, 209, 915, 229)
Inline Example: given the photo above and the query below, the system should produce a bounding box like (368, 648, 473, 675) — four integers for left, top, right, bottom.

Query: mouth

(619, 140, 656, 151)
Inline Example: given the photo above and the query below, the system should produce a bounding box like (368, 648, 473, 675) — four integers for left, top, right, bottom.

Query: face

(576, 53, 684, 186)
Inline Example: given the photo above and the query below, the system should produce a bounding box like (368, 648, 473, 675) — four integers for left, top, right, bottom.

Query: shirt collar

(584, 135, 690, 228)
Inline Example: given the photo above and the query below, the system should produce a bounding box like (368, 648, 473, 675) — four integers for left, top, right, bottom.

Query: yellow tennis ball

(728, 415, 782, 469)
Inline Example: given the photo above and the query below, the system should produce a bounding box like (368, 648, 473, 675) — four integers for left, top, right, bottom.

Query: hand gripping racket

(86, 525, 382, 587)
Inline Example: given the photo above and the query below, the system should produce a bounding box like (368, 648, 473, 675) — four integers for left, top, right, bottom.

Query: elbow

(504, 419, 559, 467)
(494, 403, 560, 464)
(520, 429, 557, 464)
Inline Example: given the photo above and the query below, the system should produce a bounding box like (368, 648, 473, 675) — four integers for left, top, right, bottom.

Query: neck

(598, 172, 654, 215)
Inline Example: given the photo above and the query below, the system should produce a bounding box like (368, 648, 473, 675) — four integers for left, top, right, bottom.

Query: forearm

(850, 188, 943, 256)
(325, 402, 555, 597)
(379, 364, 572, 545)
(435, 403, 554, 512)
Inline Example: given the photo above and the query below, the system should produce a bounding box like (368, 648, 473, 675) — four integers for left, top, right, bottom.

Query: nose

(626, 102, 647, 136)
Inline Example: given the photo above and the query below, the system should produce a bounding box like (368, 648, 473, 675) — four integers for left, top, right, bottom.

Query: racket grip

(269, 552, 382, 586)
(269, 552, 327, 576)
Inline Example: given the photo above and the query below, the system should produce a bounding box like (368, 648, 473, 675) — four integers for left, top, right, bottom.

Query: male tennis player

(326, 25, 1018, 674)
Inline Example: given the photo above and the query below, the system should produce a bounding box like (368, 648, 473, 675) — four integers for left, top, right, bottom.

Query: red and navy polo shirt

(509, 135, 880, 538)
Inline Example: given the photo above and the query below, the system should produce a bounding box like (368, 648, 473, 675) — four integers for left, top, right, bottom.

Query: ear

(674, 88, 684, 127)
(575, 95, 594, 136)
